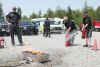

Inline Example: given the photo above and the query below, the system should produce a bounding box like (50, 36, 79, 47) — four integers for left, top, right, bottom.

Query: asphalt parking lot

(0, 32, 100, 67)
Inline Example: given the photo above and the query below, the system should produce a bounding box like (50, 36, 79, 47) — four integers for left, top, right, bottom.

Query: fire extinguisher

(0, 37, 5, 48)
(65, 33, 70, 46)
(81, 29, 86, 39)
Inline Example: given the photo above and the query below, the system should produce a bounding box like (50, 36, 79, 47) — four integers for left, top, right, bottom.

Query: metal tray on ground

(22, 51, 50, 64)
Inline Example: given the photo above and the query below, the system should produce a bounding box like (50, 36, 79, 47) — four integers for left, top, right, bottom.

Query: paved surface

(0, 32, 100, 67)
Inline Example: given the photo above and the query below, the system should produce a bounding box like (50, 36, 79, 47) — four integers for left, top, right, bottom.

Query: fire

(23, 45, 33, 51)
(23, 45, 43, 54)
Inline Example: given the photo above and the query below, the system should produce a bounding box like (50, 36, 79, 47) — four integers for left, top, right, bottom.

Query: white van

(50, 18, 64, 33)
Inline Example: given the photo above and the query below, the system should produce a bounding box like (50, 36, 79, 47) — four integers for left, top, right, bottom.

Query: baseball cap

(12, 7, 16, 10)
(63, 16, 68, 20)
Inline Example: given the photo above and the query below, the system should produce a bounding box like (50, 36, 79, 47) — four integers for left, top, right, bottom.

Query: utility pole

(84, 0, 88, 13)
(39, 10, 42, 18)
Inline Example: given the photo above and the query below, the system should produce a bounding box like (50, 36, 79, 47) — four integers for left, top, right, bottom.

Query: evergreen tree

(38, 10, 42, 17)
(55, 6, 67, 18)
(17, 7, 22, 18)
(45, 8, 54, 18)
(0, 3, 3, 18)
(96, 6, 100, 20)
(67, 6, 73, 20)
(22, 15, 28, 20)
(29, 12, 39, 19)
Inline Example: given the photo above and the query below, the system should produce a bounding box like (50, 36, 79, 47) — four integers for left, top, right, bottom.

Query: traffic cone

(91, 39, 98, 51)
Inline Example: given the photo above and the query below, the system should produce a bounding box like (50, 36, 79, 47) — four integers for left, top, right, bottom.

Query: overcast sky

(0, 0, 100, 16)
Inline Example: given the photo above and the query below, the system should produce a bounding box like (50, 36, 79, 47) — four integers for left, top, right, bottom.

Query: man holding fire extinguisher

(81, 12, 92, 47)
(63, 16, 77, 46)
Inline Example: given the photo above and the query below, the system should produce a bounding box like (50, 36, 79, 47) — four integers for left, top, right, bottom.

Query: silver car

(50, 21, 63, 33)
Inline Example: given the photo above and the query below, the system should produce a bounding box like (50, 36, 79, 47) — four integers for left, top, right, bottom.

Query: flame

(23, 45, 43, 54)
(23, 45, 33, 51)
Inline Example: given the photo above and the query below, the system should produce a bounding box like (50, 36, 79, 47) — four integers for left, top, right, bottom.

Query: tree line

(0, 3, 100, 25)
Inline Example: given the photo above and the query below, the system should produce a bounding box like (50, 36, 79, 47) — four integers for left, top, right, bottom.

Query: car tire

(6, 33, 10, 36)
(33, 29, 38, 35)
(59, 30, 62, 34)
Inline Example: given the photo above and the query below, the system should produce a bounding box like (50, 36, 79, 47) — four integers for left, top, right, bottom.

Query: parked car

(50, 20, 63, 34)
(31, 21, 39, 35)
(0, 19, 10, 36)
(31, 18, 45, 32)
(20, 20, 38, 35)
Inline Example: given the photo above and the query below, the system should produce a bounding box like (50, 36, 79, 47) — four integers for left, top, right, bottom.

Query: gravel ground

(0, 31, 100, 67)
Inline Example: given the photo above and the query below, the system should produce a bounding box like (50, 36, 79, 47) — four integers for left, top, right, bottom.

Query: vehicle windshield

(32, 21, 40, 25)
(0, 19, 6, 25)
(21, 21, 33, 25)
(0, 19, 4, 23)
(50, 21, 61, 25)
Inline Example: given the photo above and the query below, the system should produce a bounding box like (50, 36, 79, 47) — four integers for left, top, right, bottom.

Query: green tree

(0, 3, 3, 18)
(29, 12, 39, 19)
(38, 10, 42, 17)
(17, 7, 22, 18)
(22, 15, 28, 20)
(73, 10, 82, 25)
(67, 6, 73, 20)
(87, 7, 95, 20)
(96, 6, 100, 20)
(55, 6, 67, 18)
(44, 8, 54, 18)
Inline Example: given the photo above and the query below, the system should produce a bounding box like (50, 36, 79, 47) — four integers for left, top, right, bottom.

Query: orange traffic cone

(91, 39, 98, 51)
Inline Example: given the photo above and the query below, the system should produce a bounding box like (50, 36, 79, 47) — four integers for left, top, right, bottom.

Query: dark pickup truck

(0, 19, 10, 36)
(20, 20, 38, 35)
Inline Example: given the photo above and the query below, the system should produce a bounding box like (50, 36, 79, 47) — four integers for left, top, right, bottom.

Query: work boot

(83, 44, 88, 47)
(70, 43, 73, 46)
(12, 44, 15, 47)
(20, 43, 25, 46)
(12, 43, 15, 46)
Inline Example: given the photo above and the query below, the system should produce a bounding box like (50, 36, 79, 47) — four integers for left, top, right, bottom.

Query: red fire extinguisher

(0, 37, 5, 48)
(81, 29, 86, 39)
(65, 33, 70, 46)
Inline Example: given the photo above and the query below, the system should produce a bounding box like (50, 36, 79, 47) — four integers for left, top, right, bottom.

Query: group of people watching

(4, 6, 92, 47)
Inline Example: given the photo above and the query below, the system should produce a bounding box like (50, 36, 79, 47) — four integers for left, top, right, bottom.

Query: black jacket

(6, 12, 21, 25)
(63, 19, 76, 31)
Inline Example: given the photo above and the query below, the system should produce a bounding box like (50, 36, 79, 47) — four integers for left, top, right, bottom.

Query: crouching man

(63, 16, 77, 46)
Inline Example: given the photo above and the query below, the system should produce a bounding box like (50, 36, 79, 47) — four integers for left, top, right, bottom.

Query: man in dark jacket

(82, 12, 92, 47)
(63, 16, 77, 46)
(43, 18, 50, 37)
(4, 7, 24, 46)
